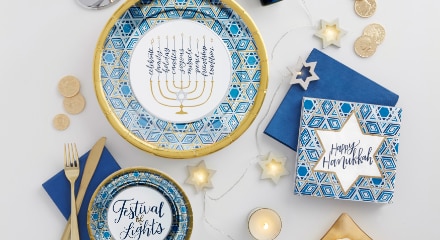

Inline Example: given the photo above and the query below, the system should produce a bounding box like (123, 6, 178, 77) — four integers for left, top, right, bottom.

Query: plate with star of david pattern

(94, 0, 268, 158)
(87, 167, 192, 240)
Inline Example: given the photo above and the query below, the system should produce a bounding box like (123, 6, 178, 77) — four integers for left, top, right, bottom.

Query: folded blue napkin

(42, 146, 121, 240)
(264, 48, 399, 151)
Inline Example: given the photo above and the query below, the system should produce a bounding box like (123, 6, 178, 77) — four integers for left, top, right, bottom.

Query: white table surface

(1, 0, 438, 239)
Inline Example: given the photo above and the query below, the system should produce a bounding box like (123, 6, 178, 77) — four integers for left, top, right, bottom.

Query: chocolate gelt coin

(354, 35, 377, 58)
(53, 114, 70, 130)
(363, 23, 386, 45)
(63, 93, 86, 114)
(354, 0, 377, 18)
(58, 75, 81, 98)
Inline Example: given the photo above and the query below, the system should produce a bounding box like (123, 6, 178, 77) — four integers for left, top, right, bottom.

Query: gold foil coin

(63, 93, 86, 114)
(363, 23, 386, 45)
(354, 35, 377, 58)
(53, 114, 70, 130)
(58, 75, 81, 98)
(354, 0, 377, 18)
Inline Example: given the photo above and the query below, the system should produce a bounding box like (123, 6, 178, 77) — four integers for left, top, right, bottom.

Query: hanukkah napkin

(264, 48, 399, 151)
(294, 97, 402, 203)
(42, 146, 121, 240)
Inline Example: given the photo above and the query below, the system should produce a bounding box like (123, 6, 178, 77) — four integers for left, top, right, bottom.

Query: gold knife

(61, 137, 107, 240)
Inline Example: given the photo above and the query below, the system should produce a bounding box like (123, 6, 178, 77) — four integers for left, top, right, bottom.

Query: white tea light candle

(248, 208, 282, 240)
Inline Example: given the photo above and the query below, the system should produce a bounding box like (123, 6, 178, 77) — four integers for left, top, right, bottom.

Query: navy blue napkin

(264, 48, 399, 151)
(42, 146, 121, 240)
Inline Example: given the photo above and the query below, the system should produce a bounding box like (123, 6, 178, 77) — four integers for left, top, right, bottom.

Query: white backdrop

(1, 0, 438, 239)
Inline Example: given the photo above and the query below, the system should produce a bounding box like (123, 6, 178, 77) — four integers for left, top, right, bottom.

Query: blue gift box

(294, 97, 402, 203)
(264, 48, 399, 151)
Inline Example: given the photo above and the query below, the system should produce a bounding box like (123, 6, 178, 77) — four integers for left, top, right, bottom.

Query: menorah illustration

(146, 34, 216, 115)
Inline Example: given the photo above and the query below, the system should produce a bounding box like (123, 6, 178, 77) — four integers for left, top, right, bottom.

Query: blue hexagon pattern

(294, 97, 402, 203)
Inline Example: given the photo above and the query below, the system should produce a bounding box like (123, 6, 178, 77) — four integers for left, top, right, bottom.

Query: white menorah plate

(94, 0, 268, 158)
(88, 167, 192, 239)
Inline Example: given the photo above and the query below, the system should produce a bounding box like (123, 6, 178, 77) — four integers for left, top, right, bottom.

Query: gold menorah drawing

(146, 34, 216, 114)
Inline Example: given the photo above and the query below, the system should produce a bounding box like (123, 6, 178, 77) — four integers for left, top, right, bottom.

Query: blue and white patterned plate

(94, 0, 267, 159)
(87, 167, 192, 240)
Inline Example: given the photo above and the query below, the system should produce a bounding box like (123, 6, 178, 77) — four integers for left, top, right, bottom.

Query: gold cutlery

(64, 143, 80, 240)
(61, 137, 106, 240)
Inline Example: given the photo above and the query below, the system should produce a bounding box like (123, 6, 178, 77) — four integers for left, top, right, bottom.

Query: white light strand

(202, 0, 315, 238)
(270, 0, 315, 60)
(202, 70, 286, 239)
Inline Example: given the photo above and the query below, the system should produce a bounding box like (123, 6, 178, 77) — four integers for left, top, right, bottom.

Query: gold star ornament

(314, 19, 347, 48)
(321, 213, 372, 240)
(185, 160, 216, 192)
(258, 152, 289, 184)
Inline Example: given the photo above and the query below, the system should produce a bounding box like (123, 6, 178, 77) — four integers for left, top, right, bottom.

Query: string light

(185, 160, 216, 192)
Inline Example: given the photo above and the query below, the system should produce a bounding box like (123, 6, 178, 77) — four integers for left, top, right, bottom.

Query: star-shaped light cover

(287, 57, 319, 90)
(321, 213, 372, 240)
(314, 19, 347, 48)
(314, 113, 384, 193)
(185, 160, 216, 192)
(258, 152, 289, 184)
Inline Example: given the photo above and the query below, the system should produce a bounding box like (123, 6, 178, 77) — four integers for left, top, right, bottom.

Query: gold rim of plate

(93, 0, 268, 159)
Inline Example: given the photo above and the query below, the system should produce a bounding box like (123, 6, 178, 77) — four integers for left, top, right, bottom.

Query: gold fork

(64, 143, 80, 240)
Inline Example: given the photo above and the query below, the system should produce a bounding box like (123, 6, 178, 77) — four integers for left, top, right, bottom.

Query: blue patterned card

(294, 97, 402, 203)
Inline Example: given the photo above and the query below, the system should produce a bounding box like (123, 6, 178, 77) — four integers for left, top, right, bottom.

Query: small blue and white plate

(87, 167, 192, 240)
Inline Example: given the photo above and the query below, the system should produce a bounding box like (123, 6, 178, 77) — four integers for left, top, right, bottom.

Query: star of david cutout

(258, 152, 289, 184)
(321, 213, 372, 240)
(287, 57, 319, 90)
(314, 19, 347, 48)
(313, 113, 385, 193)
(185, 160, 216, 192)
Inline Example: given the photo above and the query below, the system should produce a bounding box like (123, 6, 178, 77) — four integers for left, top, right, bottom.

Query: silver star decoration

(287, 57, 319, 90)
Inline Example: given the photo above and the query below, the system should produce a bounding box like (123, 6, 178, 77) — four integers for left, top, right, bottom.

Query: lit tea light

(248, 208, 282, 240)
(258, 152, 289, 184)
(185, 160, 216, 192)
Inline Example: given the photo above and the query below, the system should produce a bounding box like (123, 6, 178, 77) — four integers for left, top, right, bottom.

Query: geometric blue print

(95, 0, 265, 158)
(294, 97, 402, 203)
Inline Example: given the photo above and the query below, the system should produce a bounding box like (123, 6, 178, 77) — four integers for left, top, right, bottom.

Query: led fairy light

(185, 160, 216, 192)
(314, 19, 347, 48)
(258, 152, 289, 184)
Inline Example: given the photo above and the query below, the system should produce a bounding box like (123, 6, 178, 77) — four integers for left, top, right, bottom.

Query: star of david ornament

(314, 19, 347, 48)
(287, 57, 319, 90)
(185, 160, 216, 192)
(258, 152, 289, 184)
